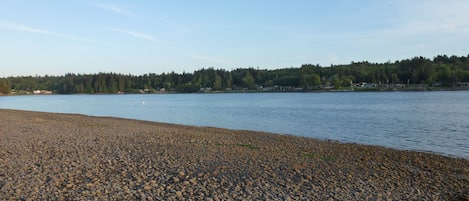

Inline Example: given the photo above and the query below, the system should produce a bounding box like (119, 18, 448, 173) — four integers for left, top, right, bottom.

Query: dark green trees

(3, 54, 469, 94)
(0, 79, 10, 94)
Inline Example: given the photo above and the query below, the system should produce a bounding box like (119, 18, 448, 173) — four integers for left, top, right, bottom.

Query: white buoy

(142, 101, 145, 105)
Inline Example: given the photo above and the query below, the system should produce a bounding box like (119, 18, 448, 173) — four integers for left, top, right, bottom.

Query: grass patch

(322, 155, 337, 161)
(302, 153, 318, 159)
(236, 143, 260, 150)
(303, 153, 336, 161)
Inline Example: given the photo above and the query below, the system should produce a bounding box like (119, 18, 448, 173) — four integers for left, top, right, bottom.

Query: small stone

(190, 178, 197, 185)
(95, 189, 102, 196)
(176, 191, 183, 198)
(66, 183, 73, 188)
(179, 171, 185, 177)
(140, 193, 146, 200)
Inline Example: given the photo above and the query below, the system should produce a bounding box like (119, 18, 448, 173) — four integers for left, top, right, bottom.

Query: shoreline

(1, 107, 467, 161)
(3, 86, 469, 96)
(1, 108, 467, 160)
(0, 109, 468, 200)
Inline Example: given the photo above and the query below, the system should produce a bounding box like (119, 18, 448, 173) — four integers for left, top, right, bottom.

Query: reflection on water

(1, 91, 468, 159)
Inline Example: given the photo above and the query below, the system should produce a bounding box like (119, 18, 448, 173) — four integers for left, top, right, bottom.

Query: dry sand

(0, 109, 468, 200)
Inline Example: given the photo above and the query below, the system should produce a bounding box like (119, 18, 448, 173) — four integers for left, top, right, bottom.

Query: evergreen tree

(0, 79, 10, 94)
(4, 54, 469, 94)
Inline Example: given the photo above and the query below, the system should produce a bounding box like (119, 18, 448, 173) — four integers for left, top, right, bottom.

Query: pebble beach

(0, 109, 468, 200)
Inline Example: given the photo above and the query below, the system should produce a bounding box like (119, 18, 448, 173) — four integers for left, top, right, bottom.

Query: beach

(0, 109, 467, 200)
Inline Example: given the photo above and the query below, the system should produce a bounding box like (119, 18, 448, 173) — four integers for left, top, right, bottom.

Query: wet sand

(0, 109, 467, 200)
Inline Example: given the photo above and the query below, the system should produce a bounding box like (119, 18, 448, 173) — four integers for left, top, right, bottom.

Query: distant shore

(4, 86, 469, 96)
(0, 109, 468, 200)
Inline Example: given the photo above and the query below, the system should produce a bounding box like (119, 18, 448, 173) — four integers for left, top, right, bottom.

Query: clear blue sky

(1, 0, 468, 77)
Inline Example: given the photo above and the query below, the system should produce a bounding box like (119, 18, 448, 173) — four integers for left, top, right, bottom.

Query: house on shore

(33, 90, 53, 94)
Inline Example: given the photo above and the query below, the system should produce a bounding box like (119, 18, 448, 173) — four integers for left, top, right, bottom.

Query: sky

(1, 0, 469, 77)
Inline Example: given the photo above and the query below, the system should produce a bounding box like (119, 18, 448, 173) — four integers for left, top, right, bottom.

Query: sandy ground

(0, 109, 468, 200)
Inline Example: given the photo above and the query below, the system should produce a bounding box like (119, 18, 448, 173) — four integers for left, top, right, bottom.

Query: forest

(1, 54, 469, 94)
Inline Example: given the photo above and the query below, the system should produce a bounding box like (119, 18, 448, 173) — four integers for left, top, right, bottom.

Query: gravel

(0, 109, 468, 200)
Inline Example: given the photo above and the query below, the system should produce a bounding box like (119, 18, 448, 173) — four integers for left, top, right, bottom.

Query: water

(1, 91, 468, 159)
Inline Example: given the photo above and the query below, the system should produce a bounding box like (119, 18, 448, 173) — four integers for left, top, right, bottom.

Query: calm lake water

(1, 91, 468, 159)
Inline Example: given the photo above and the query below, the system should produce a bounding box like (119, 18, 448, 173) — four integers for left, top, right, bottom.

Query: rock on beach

(0, 109, 468, 200)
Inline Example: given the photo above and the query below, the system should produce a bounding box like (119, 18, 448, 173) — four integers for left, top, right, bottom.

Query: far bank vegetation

(2, 54, 469, 94)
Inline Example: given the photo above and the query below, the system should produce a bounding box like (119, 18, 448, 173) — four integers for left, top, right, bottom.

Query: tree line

(2, 54, 469, 94)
